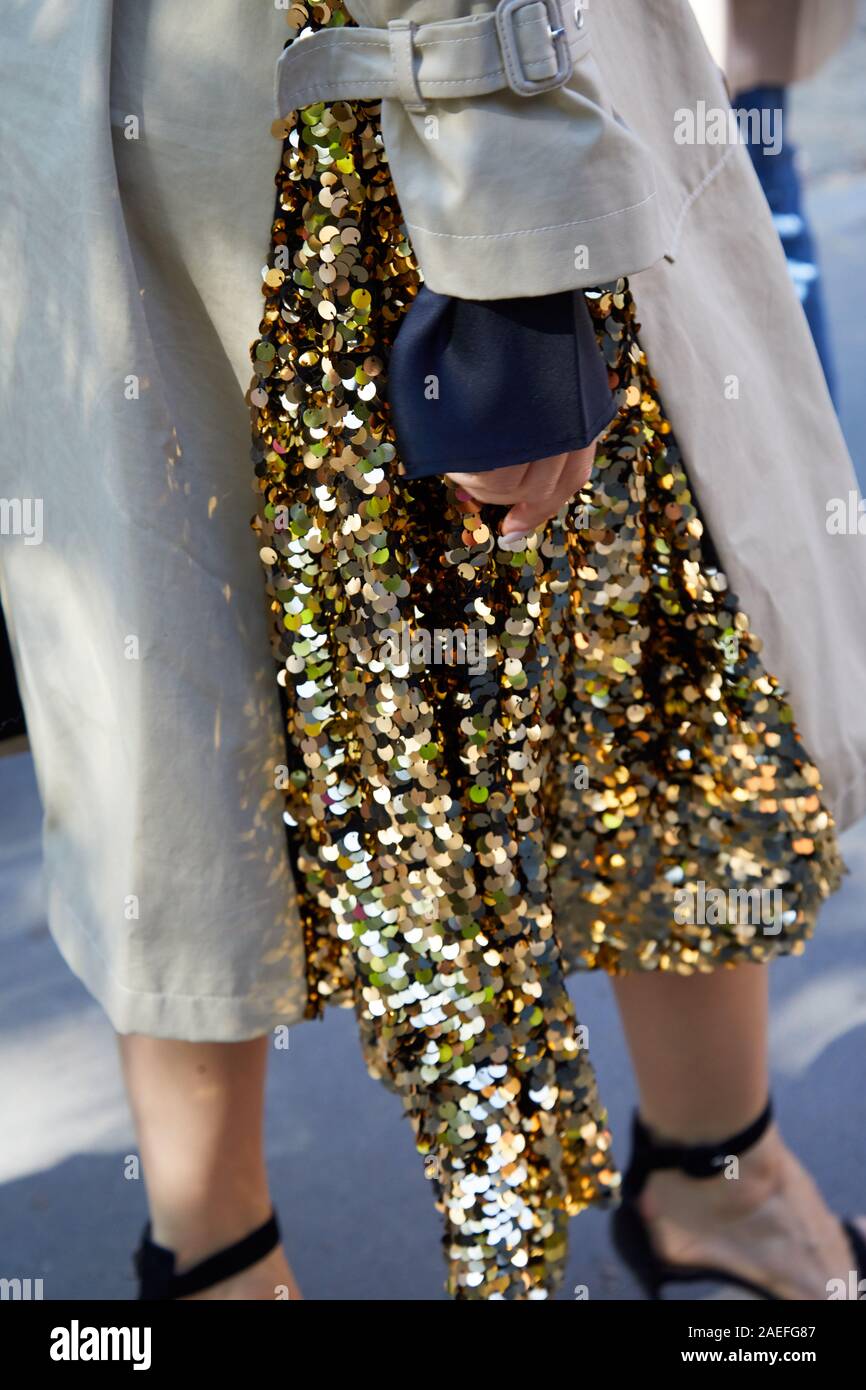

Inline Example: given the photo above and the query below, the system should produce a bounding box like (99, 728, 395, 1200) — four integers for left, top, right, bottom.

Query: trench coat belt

(275, 0, 590, 117)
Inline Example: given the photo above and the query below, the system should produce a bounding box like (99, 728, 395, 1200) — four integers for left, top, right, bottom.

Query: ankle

(149, 1193, 275, 1269)
(177, 1245, 294, 1301)
(639, 1125, 789, 1226)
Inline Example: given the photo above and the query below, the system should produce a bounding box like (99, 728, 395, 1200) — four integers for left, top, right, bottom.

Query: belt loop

(387, 19, 428, 114)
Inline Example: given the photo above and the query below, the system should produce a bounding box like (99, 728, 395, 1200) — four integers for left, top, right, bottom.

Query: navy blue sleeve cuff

(386, 285, 617, 480)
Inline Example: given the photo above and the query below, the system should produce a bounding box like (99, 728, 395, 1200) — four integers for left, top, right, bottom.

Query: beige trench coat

(1, 0, 865, 1042)
(0, 0, 309, 1040)
(690, 0, 857, 93)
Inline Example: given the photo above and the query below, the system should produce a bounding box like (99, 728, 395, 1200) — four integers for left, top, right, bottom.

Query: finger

(443, 475, 483, 518)
(501, 444, 596, 538)
(446, 462, 532, 506)
(500, 453, 571, 538)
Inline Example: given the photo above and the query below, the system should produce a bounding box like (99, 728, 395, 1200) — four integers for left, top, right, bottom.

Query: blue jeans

(734, 85, 837, 404)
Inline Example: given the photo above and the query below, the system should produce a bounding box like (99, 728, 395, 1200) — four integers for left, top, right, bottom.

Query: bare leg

(611, 965, 862, 1300)
(118, 1035, 301, 1300)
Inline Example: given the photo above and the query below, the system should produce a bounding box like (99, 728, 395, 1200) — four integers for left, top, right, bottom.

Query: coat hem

(46, 889, 308, 1043)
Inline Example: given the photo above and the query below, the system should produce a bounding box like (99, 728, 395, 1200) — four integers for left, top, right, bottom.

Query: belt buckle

(495, 0, 573, 97)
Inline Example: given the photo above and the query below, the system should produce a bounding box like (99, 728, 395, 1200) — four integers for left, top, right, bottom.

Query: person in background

(691, 0, 858, 402)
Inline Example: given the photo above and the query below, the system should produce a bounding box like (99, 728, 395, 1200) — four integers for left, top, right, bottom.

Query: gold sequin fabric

(251, 3, 846, 1300)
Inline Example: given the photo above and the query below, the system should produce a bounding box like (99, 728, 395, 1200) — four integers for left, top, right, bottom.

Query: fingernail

(455, 487, 475, 503)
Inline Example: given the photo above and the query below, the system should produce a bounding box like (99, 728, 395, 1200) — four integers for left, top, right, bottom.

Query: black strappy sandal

(134, 1211, 282, 1301)
(611, 1099, 866, 1300)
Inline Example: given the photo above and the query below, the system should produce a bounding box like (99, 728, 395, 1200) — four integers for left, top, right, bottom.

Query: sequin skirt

(251, 6, 845, 1300)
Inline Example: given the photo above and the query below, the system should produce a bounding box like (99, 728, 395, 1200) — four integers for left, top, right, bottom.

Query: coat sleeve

(282, 0, 667, 299)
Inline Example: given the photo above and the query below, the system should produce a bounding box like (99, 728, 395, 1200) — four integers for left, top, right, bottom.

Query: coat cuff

(403, 189, 664, 301)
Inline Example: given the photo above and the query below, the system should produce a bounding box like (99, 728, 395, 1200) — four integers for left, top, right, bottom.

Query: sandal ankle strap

(134, 1211, 281, 1301)
(621, 1098, 774, 1200)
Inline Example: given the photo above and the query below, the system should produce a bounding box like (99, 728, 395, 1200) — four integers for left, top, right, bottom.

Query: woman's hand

(446, 439, 598, 540)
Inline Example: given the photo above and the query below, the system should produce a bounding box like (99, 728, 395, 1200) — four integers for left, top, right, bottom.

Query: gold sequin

(249, 3, 846, 1300)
